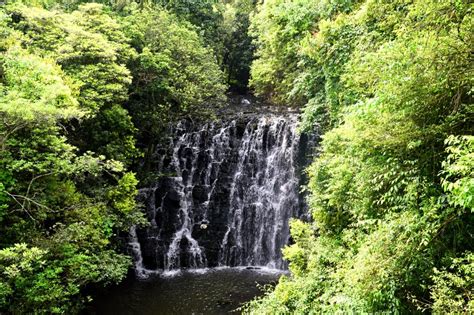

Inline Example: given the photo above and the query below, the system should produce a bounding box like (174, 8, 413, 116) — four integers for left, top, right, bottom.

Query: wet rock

(192, 185, 207, 202)
(131, 113, 318, 273)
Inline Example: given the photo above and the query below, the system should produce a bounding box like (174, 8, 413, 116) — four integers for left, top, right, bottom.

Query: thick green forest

(245, 0, 473, 313)
(0, 0, 255, 312)
(0, 0, 472, 313)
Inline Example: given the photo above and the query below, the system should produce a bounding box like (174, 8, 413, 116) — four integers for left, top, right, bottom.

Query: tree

(0, 4, 145, 313)
(120, 5, 226, 176)
(246, 0, 473, 313)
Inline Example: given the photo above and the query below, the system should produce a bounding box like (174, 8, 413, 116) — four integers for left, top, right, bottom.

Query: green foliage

(0, 0, 228, 312)
(3, 2, 140, 164)
(154, 0, 257, 90)
(249, 0, 320, 104)
(123, 6, 226, 113)
(0, 47, 82, 122)
(154, 0, 225, 56)
(220, 0, 255, 91)
(80, 104, 140, 165)
(442, 136, 474, 210)
(120, 5, 226, 159)
(247, 0, 474, 313)
(0, 243, 131, 314)
(431, 252, 474, 313)
(249, 0, 357, 106)
(0, 41, 143, 308)
(7, 3, 134, 112)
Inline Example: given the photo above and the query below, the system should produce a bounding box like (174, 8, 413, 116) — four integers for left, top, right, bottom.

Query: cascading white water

(165, 126, 207, 270)
(130, 112, 313, 277)
(218, 115, 299, 269)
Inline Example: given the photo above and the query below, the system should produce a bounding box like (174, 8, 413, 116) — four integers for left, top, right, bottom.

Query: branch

(22, 172, 56, 211)
(0, 122, 28, 152)
(5, 191, 38, 222)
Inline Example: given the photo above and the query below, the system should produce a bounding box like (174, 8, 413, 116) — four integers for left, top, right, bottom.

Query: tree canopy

(245, 0, 473, 313)
(0, 0, 230, 312)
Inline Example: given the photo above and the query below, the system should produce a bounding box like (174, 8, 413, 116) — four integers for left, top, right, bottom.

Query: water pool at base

(89, 267, 283, 315)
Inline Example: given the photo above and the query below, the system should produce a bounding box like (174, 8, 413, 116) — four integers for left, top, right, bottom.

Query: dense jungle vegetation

(0, 0, 472, 313)
(0, 0, 252, 312)
(245, 0, 473, 313)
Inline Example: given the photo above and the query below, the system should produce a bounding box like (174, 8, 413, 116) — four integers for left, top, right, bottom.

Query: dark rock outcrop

(130, 110, 317, 277)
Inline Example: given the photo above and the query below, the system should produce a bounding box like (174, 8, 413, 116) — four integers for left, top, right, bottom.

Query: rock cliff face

(130, 109, 316, 277)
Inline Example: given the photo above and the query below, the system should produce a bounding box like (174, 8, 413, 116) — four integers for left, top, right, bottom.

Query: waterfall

(131, 112, 314, 277)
